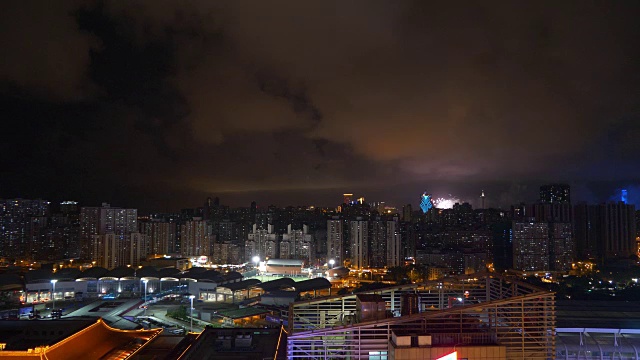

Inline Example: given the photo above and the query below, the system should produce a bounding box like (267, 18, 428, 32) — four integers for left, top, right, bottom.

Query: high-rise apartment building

(550, 222, 574, 271)
(180, 218, 213, 257)
(386, 217, 401, 267)
(280, 225, 314, 264)
(349, 219, 369, 269)
(213, 242, 243, 264)
(141, 220, 176, 255)
(512, 221, 550, 271)
(327, 218, 343, 266)
(245, 224, 278, 261)
(80, 203, 137, 260)
(524, 203, 573, 223)
(369, 220, 387, 268)
(60, 201, 79, 214)
(402, 204, 412, 222)
(539, 184, 571, 204)
(574, 202, 636, 265)
(0, 199, 50, 259)
(93, 232, 148, 269)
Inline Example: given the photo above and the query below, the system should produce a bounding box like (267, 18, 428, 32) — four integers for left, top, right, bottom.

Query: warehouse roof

(217, 307, 270, 319)
(78, 266, 108, 279)
(219, 279, 262, 292)
(266, 259, 304, 266)
(293, 278, 331, 292)
(256, 277, 296, 291)
(0, 274, 22, 290)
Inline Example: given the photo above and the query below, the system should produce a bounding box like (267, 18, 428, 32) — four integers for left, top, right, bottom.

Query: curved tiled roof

(184, 267, 207, 275)
(223, 271, 243, 281)
(293, 278, 332, 292)
(79, 266, 109, 279)
(256, 277, 296, 291)
(52, 268, 82, 281)
(181, 267, 207, 279)
(0, 274, 23, 290)
(16, 265, 248, 284)
(219, 279, 262, 292)
(157, 267, 181, 278)
(104, 266, 135, 279)
(137, 266, 159, 278)
(193, 270, 222, 282)
(24, 269, 52, 284)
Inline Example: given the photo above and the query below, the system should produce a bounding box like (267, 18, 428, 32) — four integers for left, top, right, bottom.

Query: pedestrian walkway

(122, 306, 205, 333)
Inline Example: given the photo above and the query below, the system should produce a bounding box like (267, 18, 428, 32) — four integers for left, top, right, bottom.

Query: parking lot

(135, 315, 185, 334)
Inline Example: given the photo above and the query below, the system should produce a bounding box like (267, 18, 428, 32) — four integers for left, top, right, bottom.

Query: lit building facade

(80, 203, 137, 260)
(140, 220, 176, 255)
(280, 224, 314, 264)
(349, 219, 369, 268)
(326, 218, 343, 265)
(512, 221, 549, 271)
(0, 198, 50, 259)
(386, 218, 401, 267)
(93, 232, 148, 269)
(180, 219, 213, 257)
(539, 183, 571, 203)
(245, 224, 278, 261)
(550, 222, 574, 271)
(574, 202, 636, 265)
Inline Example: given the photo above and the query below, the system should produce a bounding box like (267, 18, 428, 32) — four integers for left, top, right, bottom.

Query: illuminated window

(369, 351, 387, 360)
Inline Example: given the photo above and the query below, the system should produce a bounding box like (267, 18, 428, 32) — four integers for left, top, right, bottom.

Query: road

(32, 298, 207, 333)
(63, 299, 141, 329)
(126, 304, 206, 333)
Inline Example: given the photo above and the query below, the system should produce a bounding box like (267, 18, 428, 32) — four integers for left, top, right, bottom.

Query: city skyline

(2, 1, 640, 211)
(0, 181, 635, 213)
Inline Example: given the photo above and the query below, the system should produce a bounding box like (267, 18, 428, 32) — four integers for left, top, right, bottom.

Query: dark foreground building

(168, 327, 287, 360)
(0, 318, 161, 359)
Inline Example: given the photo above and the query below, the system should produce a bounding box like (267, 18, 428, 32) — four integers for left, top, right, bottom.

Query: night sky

(2, 1, 640, 211)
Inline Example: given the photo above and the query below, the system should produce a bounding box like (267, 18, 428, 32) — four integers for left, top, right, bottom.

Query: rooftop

(174, 327, 286, 360)
(0, 318, 161, 359)
(266, 259, 304, 266)
(217, 307, 270, 319)
(219, 279, 262, 292)
(556, 300, 640, 329)
(256, 277, 296, 291)
(293, 277, 332, 292)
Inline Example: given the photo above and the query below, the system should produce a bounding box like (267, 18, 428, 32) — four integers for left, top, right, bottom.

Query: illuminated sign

(420, 193, 433, 213)
(436, 351, 457, 360)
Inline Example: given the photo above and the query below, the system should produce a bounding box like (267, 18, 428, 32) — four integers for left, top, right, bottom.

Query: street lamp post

(142, 279, 148, 316)
(188, 294, 195, 333)
(50, 279, 58, 311)
(252, 256, 260, 277)
(329, 259, 335, 269)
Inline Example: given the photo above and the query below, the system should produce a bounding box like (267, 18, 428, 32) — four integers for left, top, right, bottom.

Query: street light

(329, 259, 335, 269)
(142, 279, 148, 315)
(188, 294, 195, 333)
(252, 256, 260, 277)
(50, 279, 58, 311)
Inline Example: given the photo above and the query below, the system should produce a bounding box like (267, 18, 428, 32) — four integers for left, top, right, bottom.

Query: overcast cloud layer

(1, 1, 639, 210)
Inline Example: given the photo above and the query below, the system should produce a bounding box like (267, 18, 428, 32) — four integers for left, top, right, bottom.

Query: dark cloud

(1, 1, 640, 210)
(0, 1, 99, 100)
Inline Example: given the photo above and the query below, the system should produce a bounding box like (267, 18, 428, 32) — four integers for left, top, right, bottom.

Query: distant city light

(420, 193, 433, 213)
(433, 196, 461, 209)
